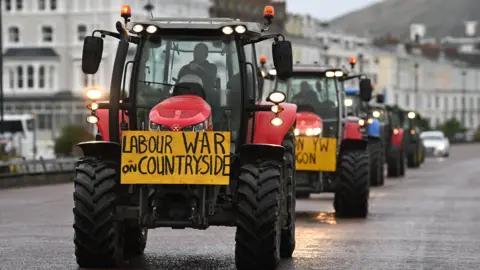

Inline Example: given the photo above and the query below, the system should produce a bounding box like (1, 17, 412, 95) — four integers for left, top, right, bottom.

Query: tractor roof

(344, 88, 359, 95)
(131, 17, 263, 37)
(292, 64, 345, 73)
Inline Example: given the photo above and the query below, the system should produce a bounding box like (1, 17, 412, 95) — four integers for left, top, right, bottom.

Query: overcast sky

(287, 0, 380, 20)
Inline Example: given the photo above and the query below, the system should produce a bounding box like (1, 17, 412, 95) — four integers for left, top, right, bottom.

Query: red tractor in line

(261, 62, 373, 217)
(75, 5, 298, 269)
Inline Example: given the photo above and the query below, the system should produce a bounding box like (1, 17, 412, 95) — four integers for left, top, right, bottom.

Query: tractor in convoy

(400, 110, 425, 168)
(75, 5, 298, 269)
(263, 63, 373, 218)
(373, 95, 406, 177)
(344, 85, 384, 187)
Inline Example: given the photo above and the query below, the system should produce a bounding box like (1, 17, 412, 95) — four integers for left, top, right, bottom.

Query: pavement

(0, 144, 479, 270)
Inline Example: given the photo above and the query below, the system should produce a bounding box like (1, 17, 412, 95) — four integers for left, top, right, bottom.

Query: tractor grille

(322, 119, 338, 138)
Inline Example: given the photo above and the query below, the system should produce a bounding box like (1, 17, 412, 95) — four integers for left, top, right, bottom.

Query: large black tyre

(399, 150, 406, 176)
(368, 140, 384, 187)
(387, 147, 402, 177)
(280, 134, 296, 258)
(73, 157, 123, 268)
(407, 144, 420, 168)
(124, 226, 148, 257)
(334, 150, 370, 218)
(235, 161, 283, 270)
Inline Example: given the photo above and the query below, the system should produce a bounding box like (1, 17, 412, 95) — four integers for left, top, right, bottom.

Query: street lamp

(461, 70, 467, 130)
(414, 62, 419, 110)
(0, 0, 4, 134)
(358, 53, 364, 73)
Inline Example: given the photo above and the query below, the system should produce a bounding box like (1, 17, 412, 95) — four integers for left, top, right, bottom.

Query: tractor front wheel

(387, 147, 402, 177)
(368, 140, 384, 187)
(280, 134, 296, 258)
(73, 157, 123, 268)
(334, 150, 370, 218)
(235, 160, 283, 270)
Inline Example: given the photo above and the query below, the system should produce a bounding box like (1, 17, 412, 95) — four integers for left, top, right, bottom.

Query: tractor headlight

(368, 118, 374, 124)
(222, 26, 234, 35)
(294, 128, 300, 136)
(149, 122, 170, 131)
(335, 71, 344, 77)
(268, 91, 286, 103)
(132, 24, 144, 33)
(408, 111, 416, 119)
(372, 110, 380, 118)
(182, 120, 208, 131)
(359, 119, 365, 126)
(268, 69, 277, 76)
(86, 115, 98, 124)
(85, 87, 103, 100)
(235, 25, 246, 33)
(344, 98, 353, 107)
(436, 144, 445, 150)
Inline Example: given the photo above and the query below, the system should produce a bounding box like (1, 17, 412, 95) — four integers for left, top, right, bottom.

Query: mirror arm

(91, 30, 139, 44)
(339, 73, 367, 82)
(246, 104, 272, 112)
(98, 102, 132, 110)
(251, 33, 285, 44)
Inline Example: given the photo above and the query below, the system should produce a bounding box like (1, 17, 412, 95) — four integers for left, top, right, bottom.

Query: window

(50, 0, 56, 10)
(8, 26, 19, 43)
(41, 26, 53, 42)
(48, 66, 55, 88)
(435, 95, 439, 108)
(38, 66, 45, 88)
(17, 66, 23, 88)
(38, 0, 45, 10)
(453, 97, 457, 111)
(77, 25, 87, 42)
(5, 0, 11, 11)
(8, 68, 14, 89)
(406, 94, 410, 107)
(27, 65, 34, 88)
(16, 0, 22, 10)
(137, 36, 241, 132)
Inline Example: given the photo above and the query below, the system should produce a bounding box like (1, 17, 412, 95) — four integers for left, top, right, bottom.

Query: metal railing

(0, 157, 77, 178)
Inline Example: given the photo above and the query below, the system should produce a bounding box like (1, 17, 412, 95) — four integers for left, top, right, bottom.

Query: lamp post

(414, 62, 419, 110)
(358, 53, 364, 73)
(0, 0, 4, 134)
(461, 70, 467, 130)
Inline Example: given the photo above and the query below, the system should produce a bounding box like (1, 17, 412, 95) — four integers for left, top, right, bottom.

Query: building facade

(1, 0, 211, 156)
(376, 45, 480, 130)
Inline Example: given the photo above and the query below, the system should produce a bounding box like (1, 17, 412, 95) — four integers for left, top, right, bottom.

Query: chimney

(465, 21, 477, 37)
(410, 24, 426, 43)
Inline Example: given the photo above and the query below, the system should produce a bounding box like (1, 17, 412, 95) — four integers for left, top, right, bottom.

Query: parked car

(420, 131, 450, 157)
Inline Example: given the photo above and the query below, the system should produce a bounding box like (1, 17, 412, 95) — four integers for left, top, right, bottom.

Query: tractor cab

(75, 4, 299, 270)
(270, 64, 344, 138)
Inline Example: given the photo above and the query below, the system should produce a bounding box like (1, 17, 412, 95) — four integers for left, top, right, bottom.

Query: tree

(438, 118, 466, 139)
(54, 125, 93, 156)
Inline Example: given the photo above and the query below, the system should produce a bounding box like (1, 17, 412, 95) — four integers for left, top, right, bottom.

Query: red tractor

(75, 5, 298, 269)
(263, 64, 373, 217)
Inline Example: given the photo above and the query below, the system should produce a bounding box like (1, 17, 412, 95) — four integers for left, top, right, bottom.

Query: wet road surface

(1, 144, 479, 269)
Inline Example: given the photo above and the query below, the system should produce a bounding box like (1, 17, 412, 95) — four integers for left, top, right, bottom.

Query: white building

(1, 0, 210, 154)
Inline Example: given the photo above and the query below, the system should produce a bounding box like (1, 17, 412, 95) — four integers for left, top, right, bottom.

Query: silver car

(420, 131, 450, 157)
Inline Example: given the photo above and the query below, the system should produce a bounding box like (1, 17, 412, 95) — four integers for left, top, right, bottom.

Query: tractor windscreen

(135, 35, 242, 132)
(276, 75, 339, 120)
(344, 94, 361, 116)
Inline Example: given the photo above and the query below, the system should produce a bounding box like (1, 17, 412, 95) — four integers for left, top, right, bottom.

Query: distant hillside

(329, 0, 480, 39)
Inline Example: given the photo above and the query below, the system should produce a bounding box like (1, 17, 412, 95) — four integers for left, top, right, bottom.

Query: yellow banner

(295, 137, 337, 172)
(120, 131, 230, 185)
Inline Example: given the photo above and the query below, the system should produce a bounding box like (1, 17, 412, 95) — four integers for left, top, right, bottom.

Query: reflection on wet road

(1, 145, 480, 269)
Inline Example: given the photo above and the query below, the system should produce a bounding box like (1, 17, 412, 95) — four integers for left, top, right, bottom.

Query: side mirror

(272, 40, 293, 80)
(359, 78, 373, 102)
(82, 36, 104, 75)
(376, 93, 385, 104)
